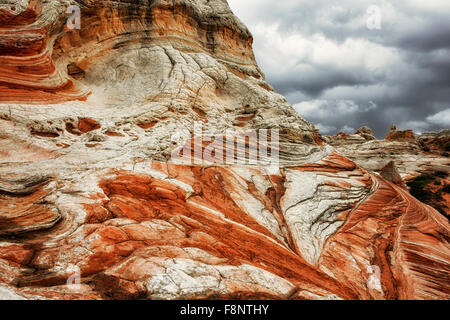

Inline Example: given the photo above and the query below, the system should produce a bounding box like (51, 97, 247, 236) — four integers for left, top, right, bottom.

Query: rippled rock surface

(0, 0, 449, 300)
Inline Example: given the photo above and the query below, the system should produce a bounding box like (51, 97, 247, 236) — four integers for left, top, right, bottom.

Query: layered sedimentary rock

(385, 126, 417, 142)
(324, 127, 450, 217)
(325, 128, 450, 180)
(0, 0, 449, 300)
(419, 130, 450, 153)
(380, 161, 404, 187)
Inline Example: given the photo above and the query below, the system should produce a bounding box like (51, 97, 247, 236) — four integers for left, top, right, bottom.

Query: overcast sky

(228, 0, 450, 138)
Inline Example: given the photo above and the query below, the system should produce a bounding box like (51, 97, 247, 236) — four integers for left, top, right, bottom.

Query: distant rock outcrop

(419, 130, 450, 153)
(385, 126, 417, 142)
(322, 127, 376, 147)
(355, 126, 376, 141)
(325, 126, 450, 219)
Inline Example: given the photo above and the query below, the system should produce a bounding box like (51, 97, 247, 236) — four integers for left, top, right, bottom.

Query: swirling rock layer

(0, 0, 449, 300)
(324, 128, 450, 217)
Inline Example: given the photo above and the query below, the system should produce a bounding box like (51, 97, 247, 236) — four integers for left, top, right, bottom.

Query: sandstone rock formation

(322, 127, 376, 147)
(325, 127, 449, 180)
(325, 127, 450, 217)
(355, 126, 376, 141)
(385, 128, 417, 142)
(419, 130, 450, 153)
(0, 0, 449, 300)
(380, 161, 404, 187)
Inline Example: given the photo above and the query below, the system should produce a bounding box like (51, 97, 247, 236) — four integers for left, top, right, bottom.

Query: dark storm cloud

(228, 0, 450, 138)
(271, 61, 382, 97)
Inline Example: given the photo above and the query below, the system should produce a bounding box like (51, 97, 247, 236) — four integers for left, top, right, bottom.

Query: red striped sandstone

(0, 0, 448, 300)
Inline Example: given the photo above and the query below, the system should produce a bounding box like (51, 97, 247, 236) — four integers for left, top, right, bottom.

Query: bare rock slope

(0, 0, 449, 300)
(325, 127, 450, 180)
(325, 127, 450, 217)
